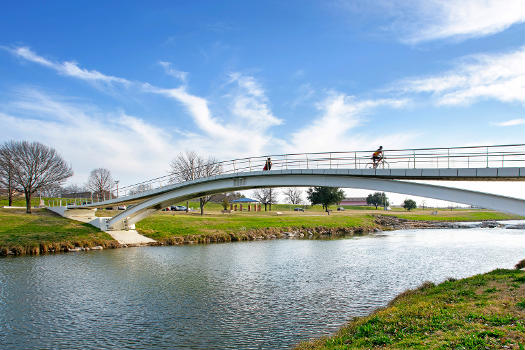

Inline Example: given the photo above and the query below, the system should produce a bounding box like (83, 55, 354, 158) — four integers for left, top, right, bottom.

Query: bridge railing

(112, 144, 524, 198)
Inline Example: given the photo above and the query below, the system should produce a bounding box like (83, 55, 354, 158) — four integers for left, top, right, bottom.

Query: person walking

(263, 157, 272, 171)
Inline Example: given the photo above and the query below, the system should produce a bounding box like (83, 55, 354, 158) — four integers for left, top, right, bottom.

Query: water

(0, 226, 523, 349)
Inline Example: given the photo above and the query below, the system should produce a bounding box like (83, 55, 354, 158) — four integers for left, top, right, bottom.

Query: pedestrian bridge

(50, 144, 525, 231)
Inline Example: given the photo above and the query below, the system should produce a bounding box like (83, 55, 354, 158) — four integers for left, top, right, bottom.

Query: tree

(61, 184, 87, 197)
(1, 141, 73, 213)
(221, 197, 229, 211)
(128, 183, 152, 195)
(253, 188, 278, 211)
(403, 199, 417, 211)
(0, 146, 16, 206)
(170, 151, 221, 215)
(209, 192, 243, 203)
(283, 187, 303, 205)
(366, 192, 390, 210)
(307, 186, 345, 212)
(87, 168, 114, 201)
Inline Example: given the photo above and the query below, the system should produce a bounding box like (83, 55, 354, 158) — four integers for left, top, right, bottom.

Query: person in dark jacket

(263, 157, 272, 171)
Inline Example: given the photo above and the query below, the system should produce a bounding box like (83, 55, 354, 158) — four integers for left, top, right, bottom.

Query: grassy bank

(296, 265, 525, 350)
(0, 208, 117, 256)
(135, 212, 377, 243)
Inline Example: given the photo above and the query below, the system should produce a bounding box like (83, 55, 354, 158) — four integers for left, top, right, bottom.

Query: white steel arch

(101, 173, 525, 231)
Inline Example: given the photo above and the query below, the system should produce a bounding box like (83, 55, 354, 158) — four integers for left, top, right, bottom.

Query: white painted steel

(101, 172, 525, 230)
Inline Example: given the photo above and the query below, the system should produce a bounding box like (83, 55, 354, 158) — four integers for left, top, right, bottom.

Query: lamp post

(115, 180, 119, 198)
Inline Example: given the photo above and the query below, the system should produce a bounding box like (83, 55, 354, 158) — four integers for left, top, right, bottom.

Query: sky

(0, 0, 524, 205)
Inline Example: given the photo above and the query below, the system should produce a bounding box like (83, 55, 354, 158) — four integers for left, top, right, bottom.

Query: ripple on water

(0, 227, 523, 349)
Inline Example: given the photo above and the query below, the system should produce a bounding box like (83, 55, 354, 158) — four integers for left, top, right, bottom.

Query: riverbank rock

(480, 221, 504, 228)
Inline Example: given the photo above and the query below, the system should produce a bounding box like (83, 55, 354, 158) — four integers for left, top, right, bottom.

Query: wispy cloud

(390, 0, 525, 44)
(397, 48, 525, 105)
(287, 92, 411, 152)
(228, 73, 283, 129)
(5, 46, 130, 85)
(5, 46, 284, 157)
(0, 89, 174, 184)
(147, 72, 283, 157)
(158, 61, 188, 83)
(492, 118, 525, 127)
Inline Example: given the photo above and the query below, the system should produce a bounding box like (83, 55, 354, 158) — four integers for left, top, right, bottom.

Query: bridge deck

(69, 167, 524, 209)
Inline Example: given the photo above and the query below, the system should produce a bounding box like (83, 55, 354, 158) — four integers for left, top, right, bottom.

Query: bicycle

(366, 158, 390, 169)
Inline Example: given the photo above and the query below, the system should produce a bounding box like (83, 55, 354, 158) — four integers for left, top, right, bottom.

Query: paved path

(106, 230, 156, 245)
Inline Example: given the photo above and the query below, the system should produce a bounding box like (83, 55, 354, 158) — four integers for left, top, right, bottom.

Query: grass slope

(296, 268, 525, 350)
(0, 208, 116, 255)
(135, 212, 376, 240)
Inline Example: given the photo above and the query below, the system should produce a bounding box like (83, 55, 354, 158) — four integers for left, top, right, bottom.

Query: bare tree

(169, 151, 222, 215)
(283, 187, 303, 205)
(0, 146, 16, 206)
(128, 183, 152, 195)
(253, 188, 279, 211)
(1, 141, 73, 213)
(86, 168, 114, 201)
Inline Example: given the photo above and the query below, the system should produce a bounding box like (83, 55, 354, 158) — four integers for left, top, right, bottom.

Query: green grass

(0, 208, 116, 255)
(0, 196, 89, 208)
(135, 212, 376, 240)
(296, 268, 525, 350)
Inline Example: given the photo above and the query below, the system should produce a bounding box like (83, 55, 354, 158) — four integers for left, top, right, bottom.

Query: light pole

(115, 180, 119, 198)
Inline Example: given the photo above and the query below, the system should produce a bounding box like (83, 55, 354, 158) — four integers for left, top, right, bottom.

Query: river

(0, 225, 523, 349)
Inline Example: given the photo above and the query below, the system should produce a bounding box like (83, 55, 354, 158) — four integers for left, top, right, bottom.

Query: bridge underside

(80, 170, 525, 231)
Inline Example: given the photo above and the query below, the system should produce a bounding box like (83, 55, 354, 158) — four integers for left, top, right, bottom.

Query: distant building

(340, 197, 368, 206)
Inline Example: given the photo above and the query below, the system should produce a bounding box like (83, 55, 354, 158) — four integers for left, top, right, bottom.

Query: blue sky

(0, 0, 524, 203)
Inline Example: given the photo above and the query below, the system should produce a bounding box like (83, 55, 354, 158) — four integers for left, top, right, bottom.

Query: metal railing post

(413, 151, 416, 168)
(249, 158, 252, 172)
(354, 152, 357, 169)
(329, 153, 332, 168)
(306, 154, 309, 169)
(486, 147, 489, 167)
(447, 149, 450, 168)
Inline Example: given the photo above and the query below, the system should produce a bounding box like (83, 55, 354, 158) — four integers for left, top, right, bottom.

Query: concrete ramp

(107, 230, 156, 245)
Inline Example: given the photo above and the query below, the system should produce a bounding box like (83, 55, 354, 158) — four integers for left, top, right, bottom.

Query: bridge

(48, 144, 525, 234)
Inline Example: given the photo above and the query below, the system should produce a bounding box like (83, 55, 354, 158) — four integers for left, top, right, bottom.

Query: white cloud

(0, 89, 174, 184)
(228, 73, 283, 129)
(158, 61, 188, 82)
(398, 48, 525, 105)
(143, 74, 283, 157)
(4, 46, 284, 158)
(493, 118, 525, 127)
(394, 0, 525, 43)
(287, 92, 411, 152)
(5, 46, 130, 85)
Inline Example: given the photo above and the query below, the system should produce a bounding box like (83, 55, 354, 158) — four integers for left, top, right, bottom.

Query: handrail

(105, 144, 525, 198)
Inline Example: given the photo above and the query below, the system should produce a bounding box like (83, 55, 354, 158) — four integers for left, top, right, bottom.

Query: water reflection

(0, 226, 523, 349)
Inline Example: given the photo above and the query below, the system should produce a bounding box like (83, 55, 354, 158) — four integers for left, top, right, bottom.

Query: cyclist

(372, 146, 383, 168)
